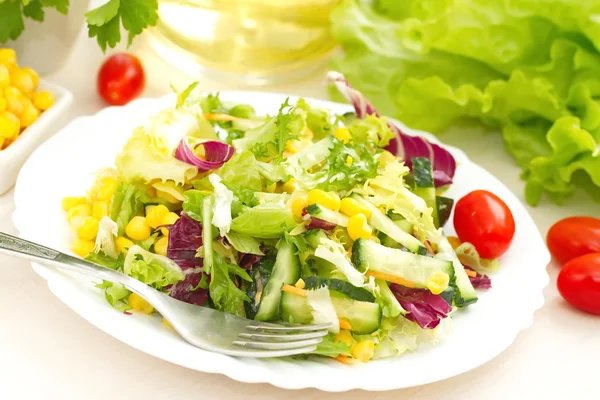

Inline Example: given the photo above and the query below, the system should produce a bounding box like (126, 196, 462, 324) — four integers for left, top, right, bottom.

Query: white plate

(13, 92, 550, 392)
(0, 80, 72, 195)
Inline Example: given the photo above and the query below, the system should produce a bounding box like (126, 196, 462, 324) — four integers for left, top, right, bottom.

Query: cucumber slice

(303, 277, 375, 302)
(279, 291, 382, 334)
(254, 240, 301, 321)
(280, 291, 313, 324)
(305, 204, 349, 227)
(350, 194, 423, 252)
(437, 237, 478, 306)
(352, 238, 454, 288)
(412, 157, 439, 228)
(305, 229, 328, 248)
(436, 196, 454, 228)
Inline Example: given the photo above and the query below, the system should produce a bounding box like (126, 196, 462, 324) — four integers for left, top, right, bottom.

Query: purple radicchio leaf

(390, 284, 452, 329)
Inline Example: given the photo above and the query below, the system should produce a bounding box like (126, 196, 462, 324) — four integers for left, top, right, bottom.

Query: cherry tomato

(97, 53, 145, 106)
(547, 217, 600, 265)
(453, 190, 515, 259)
(557, 253, 600, 315)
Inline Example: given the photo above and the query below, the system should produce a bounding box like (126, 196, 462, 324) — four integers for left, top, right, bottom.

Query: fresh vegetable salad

(62, 72, 497, 363)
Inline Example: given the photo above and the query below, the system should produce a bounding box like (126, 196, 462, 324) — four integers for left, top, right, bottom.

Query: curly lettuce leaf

(330, 0, 600, 205)
(124, 245, 184, 290)
(209, 253, 250, 317)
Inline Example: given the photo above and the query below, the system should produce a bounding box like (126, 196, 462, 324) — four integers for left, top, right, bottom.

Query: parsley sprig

(0, 0, 159, 52)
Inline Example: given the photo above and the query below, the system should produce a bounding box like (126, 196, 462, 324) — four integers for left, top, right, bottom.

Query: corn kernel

(335, 329, 354, 346)
(347, 213, 372, 240)
(0, 111, 20, 139)
(378, 150, 396, 168)
(425, 271, 450, 295)
(19, 101, 39, 128)
(295, 278, 305, 289)
(128, 293, 154, 314)
(116, 236, 134, 254)
(4, 86, 25, 116)
(10, 69, 34, 94)
(61, 196, 87, 211)
(32, 91, 54, 111)
(340, 198, 372, 218)
(125, 216, 151, 241)
(146, 204, 169, 229)
(291, 197, 307, 222)
(285, 139, 301, 154)
(0, 65, 9, 88)
(334, 127, 351, 143)
(154, 236, 169, 256)
(281, 178, 297, 194)
(0, 98, 6, 113)
(156, 189, 180, 204)
(69, 216, 87, 233)
(0, 49, 16, 69)
(67, 203, 92, 222)
(351, 340, 375, 363)
(92, 201, 109, 220)
(21, 67, 39, 89)
(96, 176, 119, 201)
(346, 155, 353, 166)
(447, 236, 461, 249)
(71, 237, 95, 258)
(265, 182, 277, 193)
(0, 136, 4, 149)
(307, 189, 341, 211)
(160, 212, 180, 236)
(77, 217, 100, 241)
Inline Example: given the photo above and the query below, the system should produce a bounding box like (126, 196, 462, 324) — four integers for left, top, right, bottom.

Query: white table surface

(2, 18, 600, 400)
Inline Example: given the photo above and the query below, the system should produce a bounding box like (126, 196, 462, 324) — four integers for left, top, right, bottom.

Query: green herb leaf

(0, 1, 24, 43)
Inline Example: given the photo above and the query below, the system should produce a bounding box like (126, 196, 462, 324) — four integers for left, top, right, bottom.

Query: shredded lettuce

(230, 203, 296, 238)
(209, 252, 250, 317)
(306, 287, 340, 334)
(109, 183, 148, 236)
(313, 237, 370, 289)
(124, 246, 184, 290)
(95, 281, 131, 312)
(93, 216, 118, 258)
(208, 174, 234, 236)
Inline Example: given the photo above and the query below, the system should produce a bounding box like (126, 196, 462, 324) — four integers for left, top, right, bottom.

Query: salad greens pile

(330, 0, 600, 206)
(65, 75, 494, 362)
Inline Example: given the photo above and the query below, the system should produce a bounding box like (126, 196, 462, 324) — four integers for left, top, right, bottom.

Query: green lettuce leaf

(123, 245, 184, 290)
(209, 253, 250, 317)
(95, 280, 131, 312)
(230, 203, 296, 239)
(109, 183, 148, 236)
(312, 333, 352, 357)
(330, 0, 600, 205)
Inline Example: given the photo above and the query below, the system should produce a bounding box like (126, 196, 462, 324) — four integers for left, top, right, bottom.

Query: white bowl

(0, 80, 73, 195)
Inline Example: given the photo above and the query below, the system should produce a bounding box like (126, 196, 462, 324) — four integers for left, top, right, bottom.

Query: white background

(1, 5, 600, 400)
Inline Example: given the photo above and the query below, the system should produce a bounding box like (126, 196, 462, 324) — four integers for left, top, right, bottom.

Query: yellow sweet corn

(4, 86, 25, 116)
(281, 178, 297, 194)
(92, 201, 109, 220)
(10, 68, 34, 94)
(339, 197, 372, 218)
(96, 176, 119, 201)
(0, 65, 9, 88)
(69, 216, 87, 233)
(347, 213, 372, 240)
(67, 203, 92, 222)
(335, 330, 354, 346)
(346, 155, 353, 166)
(146, 204, 169, 229)
(160, 212, 180, 236)
(265, 182, 277, 193)
(77, 217, 100, 241)
(351, 340, 375, 362)
(307, 189, 341, 211)
(334, 127, 351, 143)
(294, 278, 305, 289)
(128, 293, 154, 314)
(425, 271, 450, 295)
(0, 111, 20, 140)
(125, 216, 151, 241)
(62, 196, 88, 211)
(291, 197, 307, 222)
(0, 98, 7, 113)
(21, 67, 39, 89)
(71, 238, 95, 258)
(0, 49, 16, 69)
(32, 91, 54, 111)
(154, 236, 169, 256)
(116, 236, 134, 254)
(19, 101, 39, 129)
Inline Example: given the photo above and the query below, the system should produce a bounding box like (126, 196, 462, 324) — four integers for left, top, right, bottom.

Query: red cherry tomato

(97, 53, 145, 106)
(453, 190, 515, 259)
(547, 217, 600, 265)
(557, 253, 600, 315)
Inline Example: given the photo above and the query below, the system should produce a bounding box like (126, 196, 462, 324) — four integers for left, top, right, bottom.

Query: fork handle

(0, 232, 148, 293)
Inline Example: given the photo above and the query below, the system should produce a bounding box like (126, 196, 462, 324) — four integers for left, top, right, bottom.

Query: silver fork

(0, 232, 329, 358)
